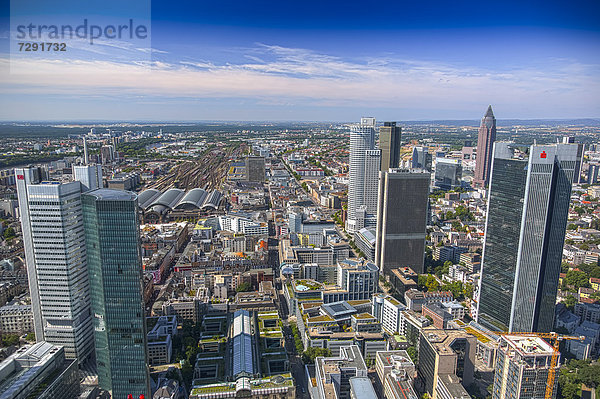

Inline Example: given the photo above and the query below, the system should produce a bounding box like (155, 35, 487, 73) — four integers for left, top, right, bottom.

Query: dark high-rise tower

(477, 142, 580, 333)
(379, 122, 401, 172)
(474, 105, 497, 187)
(376, 168, 430, 275)
(82, 189, 151, 399)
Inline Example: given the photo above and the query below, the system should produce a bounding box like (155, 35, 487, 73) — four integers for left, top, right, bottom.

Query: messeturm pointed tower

(474, 105, 497, 187)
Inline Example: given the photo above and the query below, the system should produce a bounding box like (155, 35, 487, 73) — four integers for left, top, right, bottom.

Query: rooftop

(190, 373, 294, 396)
(501, 335, 555, 356)
(349, 377, 377, 399)
(84, 188, 137, 201)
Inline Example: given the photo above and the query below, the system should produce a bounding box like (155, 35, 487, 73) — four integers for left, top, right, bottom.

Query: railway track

(148, 142, 248, 191)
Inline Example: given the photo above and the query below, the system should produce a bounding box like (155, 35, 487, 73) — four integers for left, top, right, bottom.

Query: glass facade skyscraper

(379, 122, 401, 172)
(15, 167, 95, 363)
(82, 189, 150, 399)
(477, 142, 580, 332)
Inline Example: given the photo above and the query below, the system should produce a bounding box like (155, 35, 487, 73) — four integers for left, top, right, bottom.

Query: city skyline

(1, 0, 600, 397)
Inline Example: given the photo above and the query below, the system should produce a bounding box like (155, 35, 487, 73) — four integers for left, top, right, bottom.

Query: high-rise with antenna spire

(474, 105, 496, 187)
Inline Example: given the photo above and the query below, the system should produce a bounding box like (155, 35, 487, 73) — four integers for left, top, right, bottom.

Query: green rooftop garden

(190, 374, 294, 395)
(353, 312, 375, 320)
(293, 279, 323, 291)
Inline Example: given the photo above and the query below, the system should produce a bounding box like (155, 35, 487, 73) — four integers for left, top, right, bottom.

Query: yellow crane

(498, 332, 585, 399)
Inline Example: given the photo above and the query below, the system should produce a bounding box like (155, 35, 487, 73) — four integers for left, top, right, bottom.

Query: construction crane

(499, 332, 584, 399)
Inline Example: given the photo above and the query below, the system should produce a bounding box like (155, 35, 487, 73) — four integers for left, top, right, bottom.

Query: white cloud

(1, 43, 599, 117)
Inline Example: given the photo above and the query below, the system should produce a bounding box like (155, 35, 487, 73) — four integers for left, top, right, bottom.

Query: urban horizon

(1, 1, 599, 399)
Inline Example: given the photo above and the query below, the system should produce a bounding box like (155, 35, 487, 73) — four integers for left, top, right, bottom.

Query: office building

(347, 117, 376, 233)
(372, 294, 405, 334)
(100, 144, 115, 164)
(383, 370, 418, 399)
(0, 304, 33, 335)
(337, 259, 379, 301)
(314, 345, 368, 399)
(246, 156, 266, 182)
(82, 189, 151, 399)
(376, 169, 430, 275)
(417, 327, 476, 399)
(492, 335, 558, 399)
(190, 375, 295, 399)
(363, 149, 381, 221)
(147, 315, 178, 366)
(72, 164, 103, 191)
(354, 228, 376, 261)
(0, 342, 80, 399)
(349, 377, 377, 399)
(588, 163, 599, 184)
(375, 350, 415, 387)
(411, 146, 432, 172)
(434, 158, 462, 190)
(379, 122, 401, 172)
(15, 168, 94, 362)
(474, 105, 497, 187)
(477, 142, 580, 332)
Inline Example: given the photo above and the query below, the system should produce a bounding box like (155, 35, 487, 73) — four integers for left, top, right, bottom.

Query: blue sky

(0, 0, 599, 121)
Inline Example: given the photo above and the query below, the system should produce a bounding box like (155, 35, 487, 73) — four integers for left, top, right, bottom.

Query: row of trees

(307, 157, 333, 176)
(290, 322, 304, 353)
(417, 274, 474, 300)
(558, 359, 600, 398)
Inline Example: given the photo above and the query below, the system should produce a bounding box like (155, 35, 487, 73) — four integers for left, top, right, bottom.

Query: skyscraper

(411, 146, 432, 172)
(376, 168, 430, 275)
(588, 163, 599, 184)
(473, 105, 497, 187)
(379, 122, 401, 172)
(434, 158, 462, 190)
(492, 335, 558, 399)
(15, 168, 95, 363)
(477, 142, 580, 332)
(82, 189, 151, 399)
(73, 164, 103, 191)
(347, 117, 376, 233)
(364, 149, 382, 215)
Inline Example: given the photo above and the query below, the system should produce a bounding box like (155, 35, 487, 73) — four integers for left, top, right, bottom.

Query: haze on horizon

(0, 0, 599, 121)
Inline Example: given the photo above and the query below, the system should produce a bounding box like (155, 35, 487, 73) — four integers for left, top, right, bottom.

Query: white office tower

(363, 149, 381, 226)
(346, 117, 377, 234)
(73, 164, 103, 191)
(15, 168, 94, 363)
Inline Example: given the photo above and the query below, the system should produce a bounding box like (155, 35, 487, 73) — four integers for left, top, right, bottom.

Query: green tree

(0, 334, 20, 347)
(406, 346, 418, 362)
(425, 274, 440, 292)
(567, 223, 578, 230)
(236, 282, 252, 292)
(564, 270, 590, 290)
(441, 281, 464, 299)
(301, 347, 332, 364)
(454, 205, 474, 221)
(463, 283, 474, 300)
(2, 227, 15, 240)
(563, 295, 577, 311)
